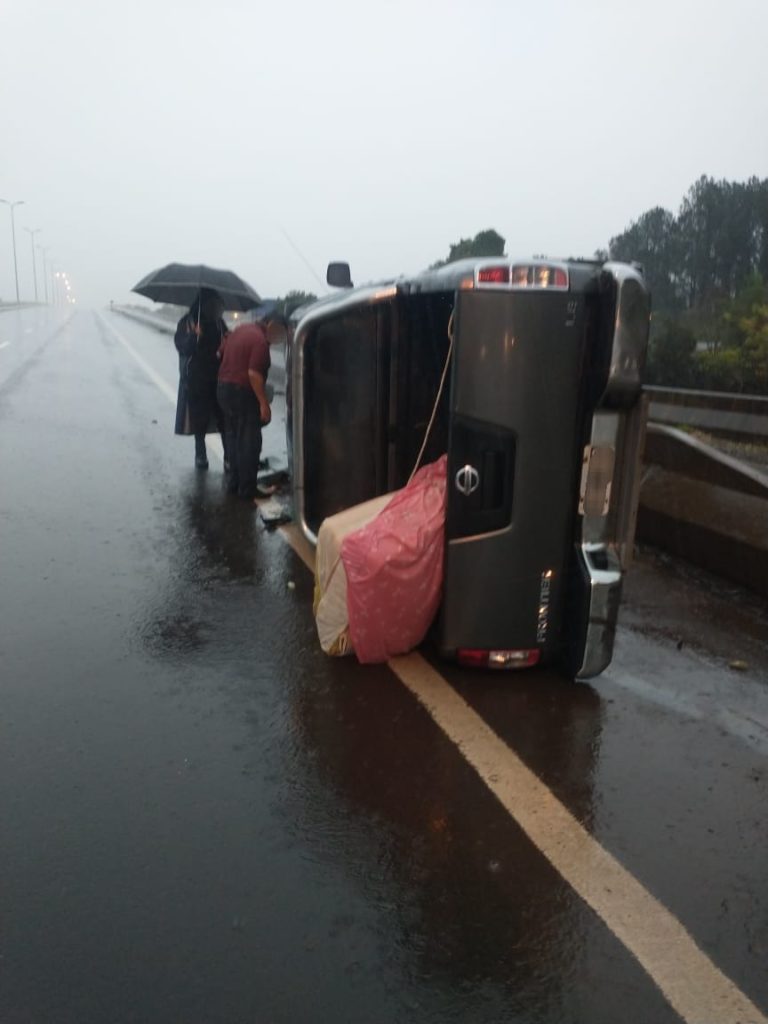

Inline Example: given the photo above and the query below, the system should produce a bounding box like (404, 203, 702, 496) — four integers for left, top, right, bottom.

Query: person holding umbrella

(174, 288, 228, 469)
(131, 263, 262, 470)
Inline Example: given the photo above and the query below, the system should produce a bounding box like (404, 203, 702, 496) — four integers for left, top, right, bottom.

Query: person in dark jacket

(174, 288, 228, 469)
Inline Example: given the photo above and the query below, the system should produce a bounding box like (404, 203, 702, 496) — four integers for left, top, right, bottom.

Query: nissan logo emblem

(455, 464, 480, 496)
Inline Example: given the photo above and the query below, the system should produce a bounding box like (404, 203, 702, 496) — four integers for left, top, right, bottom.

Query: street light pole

(38, 246, 49, 304)
(0, 199, 25, 303)
(24, 228, 40, 302)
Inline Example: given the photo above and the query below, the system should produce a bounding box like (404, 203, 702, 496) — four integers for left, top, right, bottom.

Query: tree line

(606, 176, 768, 393)
(424, 186, 768, 394)
(278, 186, 768, 395)
(427, 189, 768, 394)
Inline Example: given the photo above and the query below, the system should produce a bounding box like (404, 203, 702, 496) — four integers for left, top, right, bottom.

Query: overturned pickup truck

(285, 257, 650, 678)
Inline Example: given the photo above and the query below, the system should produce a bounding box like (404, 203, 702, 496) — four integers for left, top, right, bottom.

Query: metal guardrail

(106, 319, 764, 444)
(109, 305, 286, 390)
(109, 309, 765, 593)
(646, 386, 768, 441)
(0, 302, 43, 313)
(112, 306, 176, 333)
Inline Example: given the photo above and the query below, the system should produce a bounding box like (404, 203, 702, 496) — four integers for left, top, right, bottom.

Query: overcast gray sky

(2, 0, 767, 308)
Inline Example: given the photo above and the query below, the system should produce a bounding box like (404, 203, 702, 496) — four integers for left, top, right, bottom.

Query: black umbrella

(132, 263, 261, 312)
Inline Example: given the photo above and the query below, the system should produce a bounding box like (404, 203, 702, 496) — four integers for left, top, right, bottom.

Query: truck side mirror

(327, 262, 353, 288)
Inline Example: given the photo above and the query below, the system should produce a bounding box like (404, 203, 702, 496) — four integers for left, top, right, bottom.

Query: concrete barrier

(638, 424, 768, 599)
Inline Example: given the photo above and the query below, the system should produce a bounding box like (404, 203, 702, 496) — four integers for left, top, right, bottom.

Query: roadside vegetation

(604, 176, 768, 394)
(272, 182, 768, 396)
(418, 194, 768, 396)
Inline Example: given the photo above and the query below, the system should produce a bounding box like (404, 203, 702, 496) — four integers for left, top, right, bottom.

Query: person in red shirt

(217, 315, 276, 499)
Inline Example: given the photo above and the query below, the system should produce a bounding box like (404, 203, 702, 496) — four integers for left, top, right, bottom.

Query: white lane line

(99, 313, 226, 462)
(276, 496, 768, 1024)
(98, 313, 177, 404)
(389, 653, 767, 1024)
(100, 308, 768, 1024)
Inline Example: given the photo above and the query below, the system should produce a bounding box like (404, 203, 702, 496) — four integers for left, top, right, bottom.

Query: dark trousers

(187, 372, 225, 438)
(217, 382, 263, 498)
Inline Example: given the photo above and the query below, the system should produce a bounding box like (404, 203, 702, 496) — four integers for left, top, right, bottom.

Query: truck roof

(289, 255, 610, 323)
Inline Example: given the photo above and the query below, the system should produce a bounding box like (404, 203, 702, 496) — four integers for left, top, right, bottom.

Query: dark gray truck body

(286, 257, 650, 678)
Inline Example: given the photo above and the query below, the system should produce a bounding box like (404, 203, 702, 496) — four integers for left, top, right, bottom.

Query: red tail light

(477, 263, 569, 290)
(457, 649, 541, 670)
(553, 268, 568, 287)
(477, 266, 510, 285)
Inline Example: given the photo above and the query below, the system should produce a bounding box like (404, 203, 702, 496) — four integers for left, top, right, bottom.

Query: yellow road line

(105, 308, 768, 1024)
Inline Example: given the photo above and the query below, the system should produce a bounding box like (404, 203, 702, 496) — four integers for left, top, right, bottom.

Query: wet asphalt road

(1, 307, 767, 1024)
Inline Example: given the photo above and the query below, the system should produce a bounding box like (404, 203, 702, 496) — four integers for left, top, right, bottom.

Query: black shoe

(195, 455, 209, 470)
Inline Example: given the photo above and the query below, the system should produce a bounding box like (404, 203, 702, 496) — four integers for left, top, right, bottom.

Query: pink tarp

(341, 455, 448, 664)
